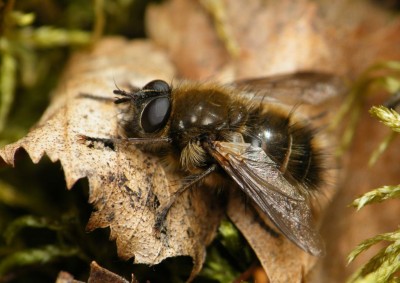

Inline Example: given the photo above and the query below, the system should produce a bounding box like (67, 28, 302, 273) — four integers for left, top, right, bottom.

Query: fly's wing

(231, 72, 345, 106)
(207, 141, 324, 256)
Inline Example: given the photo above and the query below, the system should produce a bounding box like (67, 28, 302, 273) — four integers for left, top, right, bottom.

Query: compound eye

(143, 80, 170, 93)
(140, 97, 171, 133)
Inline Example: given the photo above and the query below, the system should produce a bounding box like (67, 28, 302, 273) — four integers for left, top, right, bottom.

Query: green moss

(347, 61, 400, 283)
(331, 61, 400, 156)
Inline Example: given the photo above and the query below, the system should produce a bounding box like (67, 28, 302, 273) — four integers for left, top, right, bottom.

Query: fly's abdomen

(244, 110, 323, 190)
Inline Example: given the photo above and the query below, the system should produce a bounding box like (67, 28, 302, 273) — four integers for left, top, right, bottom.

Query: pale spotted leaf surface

(0, 37, 342, 282)
(0, 38, 223, 278)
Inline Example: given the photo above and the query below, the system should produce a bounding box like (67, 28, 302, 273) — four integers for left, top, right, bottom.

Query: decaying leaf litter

(145, 1, 400, 282)
(0, 38, 223, 277)
(0, 36, 325, 282)
(2, 0, 400, 282)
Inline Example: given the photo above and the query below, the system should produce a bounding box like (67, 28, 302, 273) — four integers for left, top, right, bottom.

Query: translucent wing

(231, 71, 344, 106)
(207, 141, 324, 256)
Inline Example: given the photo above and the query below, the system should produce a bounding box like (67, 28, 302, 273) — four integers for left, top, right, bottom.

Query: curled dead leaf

(55, 261, 138, 283)
(0, 38, 222, 280)
(3, 1, 400, 282)
(145, 2, 400, 280)
(0, 36, 345, 283)
(227, 193, 316, 283)
(56, 271, 82, 283)
(87, 261, 135, 283)
(147, 0, 400, 80)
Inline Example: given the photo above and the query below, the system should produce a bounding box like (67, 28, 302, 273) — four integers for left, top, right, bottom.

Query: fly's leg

(78, 135, 171, 147)
(154, 164, 218, 233)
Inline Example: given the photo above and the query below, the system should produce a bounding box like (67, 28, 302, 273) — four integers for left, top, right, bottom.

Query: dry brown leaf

(56, 271, 83, 283)
(3, 0, 400, 282)
(1, 2, 350, 281)
(0, 38, 223, 279)
(87, 261, 133, 283)
(0, 35, 343, 282)
(145, 1, 400, 281)
(55, 261, 138, 283)
(147, 0, 400, 79)
(228, 192, 317, 283)
(146, 0, 229, 80)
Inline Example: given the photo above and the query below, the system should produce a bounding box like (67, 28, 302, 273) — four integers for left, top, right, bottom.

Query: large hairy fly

(84, 72, 341, 256)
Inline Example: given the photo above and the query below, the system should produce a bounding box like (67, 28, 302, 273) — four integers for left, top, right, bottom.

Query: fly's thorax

(169, 84, 247, 142)
(167, 83, 249, 171)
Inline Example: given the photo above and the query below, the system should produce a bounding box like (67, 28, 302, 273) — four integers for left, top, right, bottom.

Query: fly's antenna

(113, 81, 134, 104)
